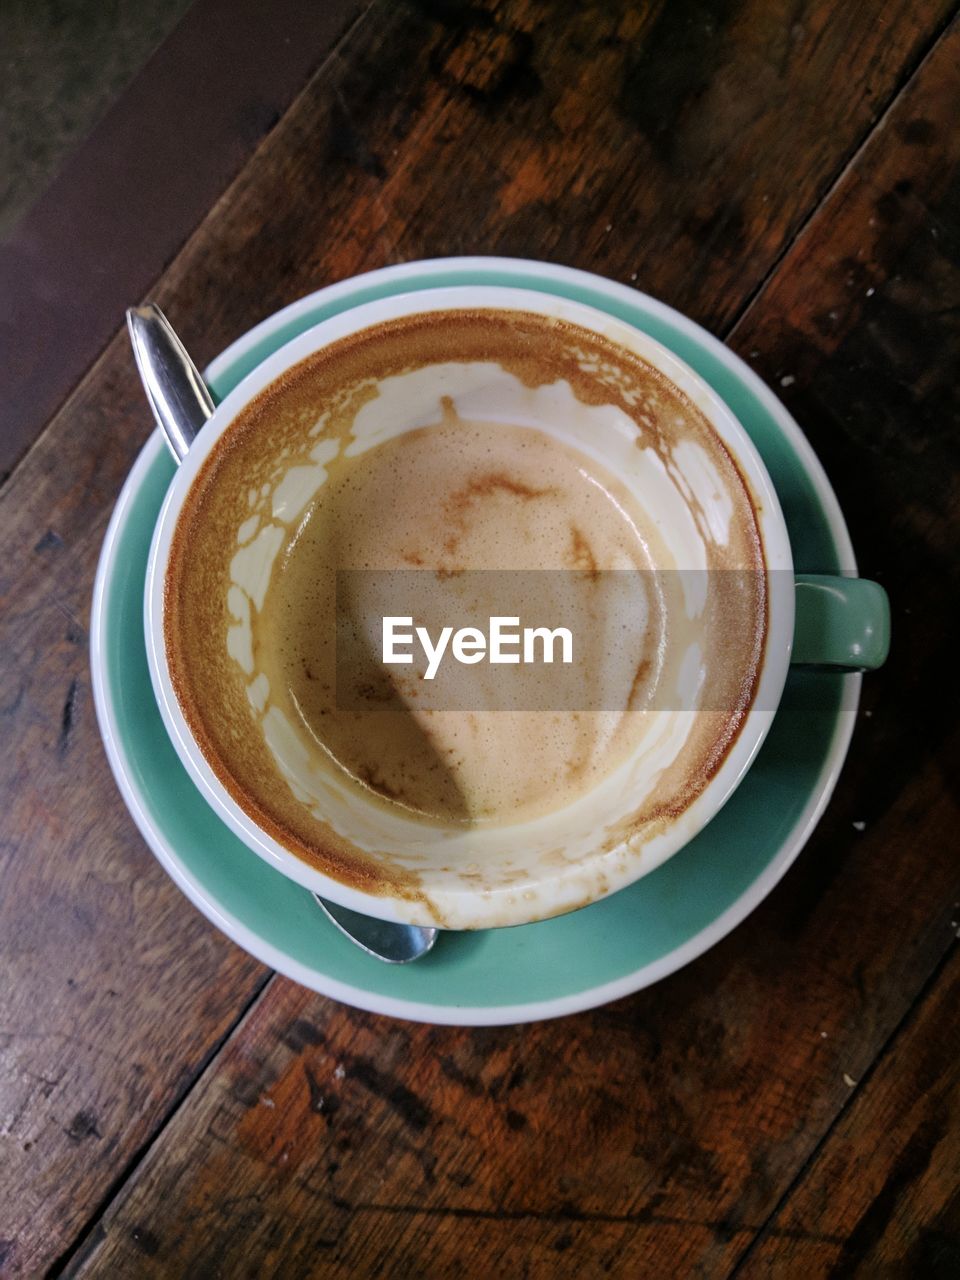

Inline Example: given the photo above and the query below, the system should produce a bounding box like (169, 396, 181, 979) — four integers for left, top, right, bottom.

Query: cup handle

(792, 574, 890, 671)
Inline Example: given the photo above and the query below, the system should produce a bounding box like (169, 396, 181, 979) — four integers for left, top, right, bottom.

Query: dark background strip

(0, 0, 367, 484)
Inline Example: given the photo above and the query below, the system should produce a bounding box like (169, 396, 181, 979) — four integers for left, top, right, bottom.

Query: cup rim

(144, 284, 795, 928)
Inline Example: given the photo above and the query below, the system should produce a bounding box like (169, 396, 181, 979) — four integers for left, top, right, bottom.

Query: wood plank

(0, 407, 272, 1271)
(146, 0, 955, 368)
(0, 0, 955, 1275)
(50, 13, 960, 1276)
(734, 948, 960, 1277)
(0, 0, 367, 482)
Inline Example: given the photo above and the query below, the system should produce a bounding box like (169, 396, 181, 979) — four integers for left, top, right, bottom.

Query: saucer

(91, 258, 860, 1025)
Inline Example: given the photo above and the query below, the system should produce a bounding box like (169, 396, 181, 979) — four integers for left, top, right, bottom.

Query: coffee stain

(497, 148, 553, 218)
(433, 24, 541, 110)
(626, 659, 652, 710)
(568, 525, 599, 577)
(438, 1054, 484, 1096)
(346, 1055, 433, 1133)
(617, 0, 735, 161)
(902, 1225, 960, 1278)
(58, 678, 79, 756)
(898, 117, 936, 146)
(0, 680, 25, 718)
(441, 465, 555, 558)
(129, 1226, 161, 1258)
(281, 1019, 326, 1054)
(355, 765, 407, 803)
(409, 0, 494, 34)
(352, 681, 395, 705)
(450, 471, 554, 504)
(33, 528, 63, 554)
(488, 1061, 525, 1098)
(326, 94, 387, 180)
(65, 1109, 101, 1142)
(303, 1064, 339, 1119)
(684, 202, 747, 278)
(230, 1075, 268, 1109)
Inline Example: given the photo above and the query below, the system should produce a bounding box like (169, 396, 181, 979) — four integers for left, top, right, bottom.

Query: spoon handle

(126, 303, 213, 462)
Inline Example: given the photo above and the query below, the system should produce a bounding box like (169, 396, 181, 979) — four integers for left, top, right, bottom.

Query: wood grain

(58, 9, 960, 1278)
(0, 229, 282, 1280)
(0, 0, 956, 1276)
(147, 0, 955, 369)
(734, 948, 960, 1277)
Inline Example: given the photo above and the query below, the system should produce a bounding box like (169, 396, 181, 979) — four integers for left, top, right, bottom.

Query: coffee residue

(164, 308, 766, 898)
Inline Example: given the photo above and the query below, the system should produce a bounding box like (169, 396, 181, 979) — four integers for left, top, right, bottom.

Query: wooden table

(1, 2, 958, 1275)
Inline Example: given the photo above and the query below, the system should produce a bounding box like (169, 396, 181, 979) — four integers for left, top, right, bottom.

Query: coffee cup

(145, 286, 889, 929)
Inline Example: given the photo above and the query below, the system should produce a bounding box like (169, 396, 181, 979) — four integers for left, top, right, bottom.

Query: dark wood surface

(0, 2, 957, 1276)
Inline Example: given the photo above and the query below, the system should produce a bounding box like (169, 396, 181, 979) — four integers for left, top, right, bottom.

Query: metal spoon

(313, 895, 437, 964)
(127, 302, 438, 964)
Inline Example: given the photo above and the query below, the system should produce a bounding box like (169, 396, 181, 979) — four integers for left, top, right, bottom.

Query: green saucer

(91, 258, 859, 1024)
